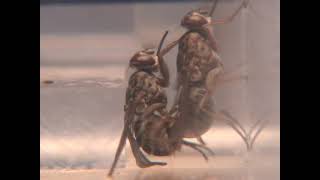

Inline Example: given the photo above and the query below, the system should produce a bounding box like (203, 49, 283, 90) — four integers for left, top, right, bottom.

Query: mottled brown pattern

(127, 71, 167, 108)
(178, 32, 220, 85)
(126, 70, 179, 156)
(172, 31, 222, 138)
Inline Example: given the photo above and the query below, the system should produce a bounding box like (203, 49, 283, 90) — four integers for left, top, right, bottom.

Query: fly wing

(107, 100, 135, 177)
(215, 63, 248, 87)
(107, 124, 128, 177)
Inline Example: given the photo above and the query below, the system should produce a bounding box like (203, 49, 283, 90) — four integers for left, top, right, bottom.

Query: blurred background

(40, 0, 279, 179)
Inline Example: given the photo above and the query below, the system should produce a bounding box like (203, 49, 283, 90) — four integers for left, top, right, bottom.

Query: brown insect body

(169, 11, 223, 139)
(126, 70, 181, 156)
(160, 0, 250, 144)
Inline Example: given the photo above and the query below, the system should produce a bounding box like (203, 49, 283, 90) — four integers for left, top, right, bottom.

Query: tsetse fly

(159, 0, 250, 149)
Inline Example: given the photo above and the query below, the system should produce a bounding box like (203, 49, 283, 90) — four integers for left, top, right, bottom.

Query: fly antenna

(157, 30, 169, 56)
(209, 0, 219, 17)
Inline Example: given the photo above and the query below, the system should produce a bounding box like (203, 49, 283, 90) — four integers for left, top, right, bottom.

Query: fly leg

(195, 66, 223, 114)
(200, 56, 249, 108)
(127, 128, 167, 168)
(108, 104, 166, 176)
(219, 111, 250, 150)
(211, 0, 250, 25)
(202, 109, 250, 150)
(197, 136, 206, 145)
(107, 117, 166, 177)
(182, 140, 215, 155)
(247, 118, 270, 150)
(182, 140, 215, 161)
(126, 100, 167, 168)
(169, 85, 183, 115)
(183, 142, 209, 161)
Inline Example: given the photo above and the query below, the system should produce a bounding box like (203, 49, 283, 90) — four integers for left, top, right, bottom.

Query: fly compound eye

(193, 12, 207, 20)
(190, 12, 197, 17)
(137, 54, 153, 63)
(144, 49, 155, 55)
(138, 51, 145, 56)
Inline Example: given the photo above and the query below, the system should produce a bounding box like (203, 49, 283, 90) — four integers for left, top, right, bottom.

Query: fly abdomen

(134, 112, 181, 156)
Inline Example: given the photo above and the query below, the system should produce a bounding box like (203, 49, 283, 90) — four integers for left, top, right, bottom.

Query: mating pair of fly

(108, 0, 254, 176)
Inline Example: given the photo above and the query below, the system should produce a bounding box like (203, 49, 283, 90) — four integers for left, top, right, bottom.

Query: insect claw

(136, 160, 167, 168)
(152, 161, 167, 166)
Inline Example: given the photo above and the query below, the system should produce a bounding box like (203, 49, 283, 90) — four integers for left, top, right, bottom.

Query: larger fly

(159, 0, 250, 147)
